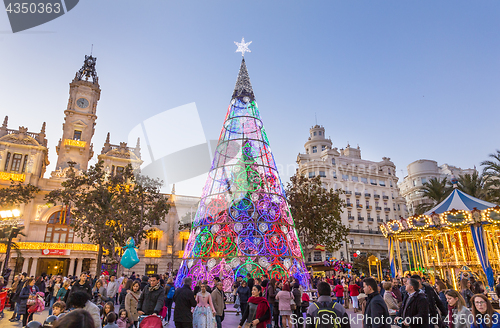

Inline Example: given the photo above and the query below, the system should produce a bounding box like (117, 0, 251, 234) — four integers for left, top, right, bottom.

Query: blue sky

(1, 1, 499, 196)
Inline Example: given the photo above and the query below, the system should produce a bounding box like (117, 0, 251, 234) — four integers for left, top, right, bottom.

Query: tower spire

(74, 54, 98, 85)
(2, 116, 7, 128)
(232, 57, 255, 101)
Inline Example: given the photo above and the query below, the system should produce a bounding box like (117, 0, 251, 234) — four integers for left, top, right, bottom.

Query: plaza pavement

(0, 306, 365, 328)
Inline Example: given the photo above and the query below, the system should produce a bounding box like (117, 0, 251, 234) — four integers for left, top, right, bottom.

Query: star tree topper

(235, 37, 252, 56)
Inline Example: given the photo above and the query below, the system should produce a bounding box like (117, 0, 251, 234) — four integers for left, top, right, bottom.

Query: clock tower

(54, 55, 101, 173)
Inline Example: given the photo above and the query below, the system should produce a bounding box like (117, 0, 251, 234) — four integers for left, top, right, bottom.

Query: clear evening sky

(1, 1, 499, 196)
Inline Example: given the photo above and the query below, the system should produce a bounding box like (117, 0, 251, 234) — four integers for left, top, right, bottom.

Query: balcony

(345, 191, 352, 195)
(384, 207, 391, 212)
(356, 205, 363, 209)
(367, 217, 374, 222)
(348, 216, 355, 221)
(366, 205, 372, 210)
(346, 203, 353, 208)
(364, 193, 371, 198)
(355, 192, 361, 197)
(376, 206, 382, 211)
(357, 216, 364, 221)
(383, 196, 389, 200)
(349, 228, 382, 235)
(377, 218, 383, 223)
(374, 194, 380, 199)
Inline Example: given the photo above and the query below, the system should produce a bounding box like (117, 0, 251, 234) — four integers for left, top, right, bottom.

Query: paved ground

(0, 306, 364, 328)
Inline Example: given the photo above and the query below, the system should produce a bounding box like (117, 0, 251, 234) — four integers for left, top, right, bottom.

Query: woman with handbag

(124, 281, 140, 328)
(19, 278, 39, 326)
(276, 283, 293, 328)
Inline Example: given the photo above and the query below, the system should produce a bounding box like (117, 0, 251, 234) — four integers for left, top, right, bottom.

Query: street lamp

(0, 208, 22, 276)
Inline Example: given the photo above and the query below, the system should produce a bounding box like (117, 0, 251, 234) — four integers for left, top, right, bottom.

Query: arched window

(45, 208, 75, 243)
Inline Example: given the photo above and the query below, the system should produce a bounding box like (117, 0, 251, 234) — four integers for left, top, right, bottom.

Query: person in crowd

(348, 279, 361, 313)
(92, 279, 107, 306)
(173, 277, 197, 328)
(106, 275, 119, 304)
(118, 279, 132, 310)
(435, 280, 448, 310)
(292, 283, 302, 324)
(383, 282, 398, 316)
(391, 279, 403, 304)
(266, 279, 276, 328)
(300, 291, 310, 323)
(193, 283, 216, 328)
(237, 280, 251, 321)
(124, 280, 140, 328)
(445, 289, 472, 328)
(104, 312, 119, 328)
(164, 277, 175, 324)
(495, 277, 500, 300)
(276, 283, 293, 328)
(238, 285, 271, 328)
(460, 278, 474, 309)
(19, 277, 39, 326)
(396, 278, 429, 328)
(410, 274, 447, 319)
(53, 309, 96, 328)
(52, 300, 66, 317)
(65, 273, 92, 303)
(363, 277, 390, 328)
(56, 280, 70, 302)
(117, 309, 132, 328)
(274, 281, 282, 328)
(35, 275, 46, 296)
(137, 274, 165, 316)
(48, 275, 62, 315)
(306, 281, 349, 328)
(212, 281, 226, 328)
(8, 274, 20, 311)
(471, 294, 500, 328)
(68, 290, 102, 327)
(9, 272, 27, 322)
(139, 275, 149, 291)
(334, 282, 344, 305)
(247, 274, 255, 290)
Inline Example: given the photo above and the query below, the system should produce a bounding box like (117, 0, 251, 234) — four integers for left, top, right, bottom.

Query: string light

(147, 229, 163, 239)
(64, 139, 86, 148)
(144, 250, 161, 258)
(0, 242, 98, 252)
(408, 215, 431, 230)
(0, 172, 25, 182)
(482, 207, 500, 223)
(440, 209, 472, 226)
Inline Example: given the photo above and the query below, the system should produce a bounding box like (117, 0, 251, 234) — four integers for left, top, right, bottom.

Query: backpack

(313, 301, 340, 328)
(166, 285, 175, 299)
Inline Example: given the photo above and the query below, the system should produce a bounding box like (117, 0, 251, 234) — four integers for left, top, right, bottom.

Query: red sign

(41, 249, 70, 256)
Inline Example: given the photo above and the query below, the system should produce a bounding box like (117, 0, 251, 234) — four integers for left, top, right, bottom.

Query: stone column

(22, 257, 30, 274)
(30, 257, 39, 277)
(75, 258, 83, 276)
(68, 258, 76, 276)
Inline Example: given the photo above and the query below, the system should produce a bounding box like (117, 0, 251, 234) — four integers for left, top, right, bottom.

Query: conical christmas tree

(175, 57, 310, 291)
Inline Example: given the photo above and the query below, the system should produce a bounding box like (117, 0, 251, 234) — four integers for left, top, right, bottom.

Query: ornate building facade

(0, 55, 198, 278)
(297, 125, 408, 263)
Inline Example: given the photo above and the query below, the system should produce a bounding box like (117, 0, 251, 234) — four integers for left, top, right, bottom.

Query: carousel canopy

(424, 189, 497, 215)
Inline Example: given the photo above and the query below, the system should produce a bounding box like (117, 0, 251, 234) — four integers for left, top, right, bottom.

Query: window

(379, 180, 386, 186)
(115, 166, 125, 176)
(377, 214, 380, 220)
(321, 145, 326, 151)
(352, 176, 358, 182)
(312, 146, 317, 153)
(148, 236, 159, 250)
(21, 155, 28, 173)
(73, 130, 82, 141)
(10, 154, 22, 172)
(145, 264, 158, 275)
(384, 202, 388, 207)
(370, 179, 377, 185)
(361, 177, 368, 184)
(413, 179, 417, 187)
(360, 238, 364, 245)
(385, 215, 389, 221)
(366, 200, 370, 207)
(309, 171, 315, 178)
(346, 198, 351, 204)
(348, 211, 351, 217)
(319, 171, 326, 177)
(388, 168, 391, 175)
(332, 171, 337, 179)
(4, 152, 11, 171)
(421, 177, 427, 184)
(45, 209, 74, 243)
(313, 132, 317, 136)
(318, 131, 322, 136)
(331, 158, 336, 165)
(342, 174, 349, 181)
(313, 251, 322, 262)
(356, 199, 360, 205)
(390, 180, 393, 187)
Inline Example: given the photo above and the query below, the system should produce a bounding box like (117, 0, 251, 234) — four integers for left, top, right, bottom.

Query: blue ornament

(121, 237, 140, 269)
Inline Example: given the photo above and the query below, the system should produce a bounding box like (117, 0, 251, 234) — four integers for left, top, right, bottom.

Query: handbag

(27, 295, 37, 306)
(289, 292, 297, 311)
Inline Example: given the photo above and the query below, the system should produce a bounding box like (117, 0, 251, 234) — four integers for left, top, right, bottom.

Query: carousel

(380, 185, 500, 293)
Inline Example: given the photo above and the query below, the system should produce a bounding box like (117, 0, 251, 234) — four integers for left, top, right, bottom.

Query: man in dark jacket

(396, 278, 429, 328)
(246, 273, 254, 289)
(306, 281, 350, 328)
(410, 274, 447, 318)
(363, 277, 390, 328)
(64, 273, 92, 303)
(173, 277, 197, 328)
(138, 274, 165, 316)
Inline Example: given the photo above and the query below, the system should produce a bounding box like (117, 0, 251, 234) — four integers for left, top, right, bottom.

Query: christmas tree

(175, 42, 310, 291)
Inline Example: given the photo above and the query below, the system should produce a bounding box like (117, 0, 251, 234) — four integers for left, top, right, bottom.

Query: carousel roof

(424, 188, 497, 215)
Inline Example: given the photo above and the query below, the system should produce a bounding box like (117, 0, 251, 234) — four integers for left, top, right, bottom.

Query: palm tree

(481, 150, 500, 204)
(414, 177, 452, 215)
(457, 171, 488, 200)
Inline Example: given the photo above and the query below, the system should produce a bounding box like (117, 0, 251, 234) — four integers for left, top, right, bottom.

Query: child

(117, 309, 132, 328)
(52, 301, 66, 317)
(102, 301, 115, 327)
(103, 312, 119, 328)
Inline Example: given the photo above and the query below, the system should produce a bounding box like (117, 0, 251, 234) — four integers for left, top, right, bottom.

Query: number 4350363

(5, 2, 61, 14)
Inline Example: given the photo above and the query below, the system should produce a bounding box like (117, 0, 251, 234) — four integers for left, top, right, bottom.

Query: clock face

(76, 98, 89, 109)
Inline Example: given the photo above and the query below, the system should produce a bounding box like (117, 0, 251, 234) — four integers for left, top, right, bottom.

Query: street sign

(42, 249, 71, 256)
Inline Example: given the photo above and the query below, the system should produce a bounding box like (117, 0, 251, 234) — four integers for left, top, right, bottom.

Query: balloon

(120, 237, 140, 269)
(26, 321, 43, 328)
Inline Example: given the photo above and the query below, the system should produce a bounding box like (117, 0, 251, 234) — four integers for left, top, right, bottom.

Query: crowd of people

(1, 269, 500, 328)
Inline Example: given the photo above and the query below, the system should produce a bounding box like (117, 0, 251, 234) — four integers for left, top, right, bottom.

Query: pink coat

(276, 290, 293, 311)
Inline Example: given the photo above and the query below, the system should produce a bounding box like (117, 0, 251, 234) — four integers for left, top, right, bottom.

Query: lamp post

(0, 209, 22, 275)
(2, 226, 20, 275)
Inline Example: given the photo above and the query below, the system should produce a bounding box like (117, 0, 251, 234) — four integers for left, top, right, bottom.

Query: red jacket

(334, 284, 344, 297)
(348, 284, 360, 297)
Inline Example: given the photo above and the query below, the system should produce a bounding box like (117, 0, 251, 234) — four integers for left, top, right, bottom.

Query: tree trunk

(96, 242, 103, 277)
